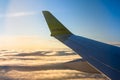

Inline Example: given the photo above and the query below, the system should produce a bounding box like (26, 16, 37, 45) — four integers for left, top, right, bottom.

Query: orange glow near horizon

(0, 36, 67, 51)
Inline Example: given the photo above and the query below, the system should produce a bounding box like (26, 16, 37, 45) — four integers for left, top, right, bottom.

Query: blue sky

(0, 0, 120, 44)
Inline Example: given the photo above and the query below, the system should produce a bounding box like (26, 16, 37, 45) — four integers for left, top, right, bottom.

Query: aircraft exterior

(43, 11, 120, 80)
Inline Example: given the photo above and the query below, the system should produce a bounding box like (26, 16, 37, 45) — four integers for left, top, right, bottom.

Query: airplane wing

(43, 11, 120, 80)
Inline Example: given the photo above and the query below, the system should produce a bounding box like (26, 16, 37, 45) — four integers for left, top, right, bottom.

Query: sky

(0, 0, 120, 50)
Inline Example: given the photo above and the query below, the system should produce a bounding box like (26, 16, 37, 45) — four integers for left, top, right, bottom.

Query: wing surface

(43, 11, 120, 80)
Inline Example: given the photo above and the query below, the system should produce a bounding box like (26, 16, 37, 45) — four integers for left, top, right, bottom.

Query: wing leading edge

(43, 11, 120, 80)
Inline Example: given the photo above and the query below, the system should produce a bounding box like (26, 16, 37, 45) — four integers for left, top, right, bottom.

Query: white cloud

(0, 12, 39, 18)
(107, 42, 120, 47)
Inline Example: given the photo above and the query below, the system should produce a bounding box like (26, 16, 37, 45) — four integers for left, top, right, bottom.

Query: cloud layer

(0, 12, 38, 18)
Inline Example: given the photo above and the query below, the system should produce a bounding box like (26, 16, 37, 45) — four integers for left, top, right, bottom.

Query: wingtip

(42, 10, 50, 14)
(42, 10, 72, 36)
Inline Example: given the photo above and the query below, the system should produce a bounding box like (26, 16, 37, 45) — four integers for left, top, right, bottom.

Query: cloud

(107, 42, 120, 46)
(0, 12, 38, 18)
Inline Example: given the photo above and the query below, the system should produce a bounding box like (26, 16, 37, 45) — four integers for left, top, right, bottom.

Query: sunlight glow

(0, 36, 67, 51)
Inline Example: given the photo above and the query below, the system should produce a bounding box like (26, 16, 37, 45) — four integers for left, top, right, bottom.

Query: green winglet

(43, 11, 72, 36)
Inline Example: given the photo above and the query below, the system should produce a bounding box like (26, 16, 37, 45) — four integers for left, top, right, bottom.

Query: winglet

(43, 11, 72, 36)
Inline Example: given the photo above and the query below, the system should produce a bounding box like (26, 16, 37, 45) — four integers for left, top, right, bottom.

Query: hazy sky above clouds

(0, 0, 120, 50)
